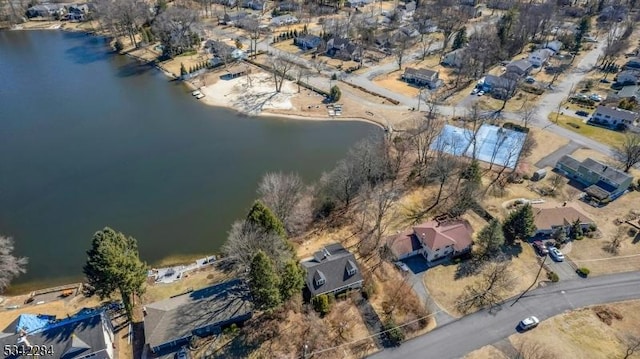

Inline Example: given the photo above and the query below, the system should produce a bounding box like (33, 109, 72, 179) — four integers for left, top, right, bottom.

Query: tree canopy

(247, 200, 287, 238)
(248, 251, 282, 309)
(475, 219, 505, 258)
(502, 204, 536, 244)
(83, 227, 147, 319)
(279, 260, 305, 301)
(0, 236, 28, 294)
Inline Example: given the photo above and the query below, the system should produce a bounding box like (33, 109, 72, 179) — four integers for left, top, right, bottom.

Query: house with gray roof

(442, 48, 465, 67)
(615, 69, 640, 85)
(295, 34, 322, 50)
(555, 155, 633, 201)
(402, 67, 442, 89)
(270, 14, 298, 26)
(143, 279, 253, 355)
(0, 311, 115, 359)
(505, 59, 533, 78)
(26, 3, 66, 18)
(301, 243, 364, 298)
(480, 74, 517, 97)
(591, 105, 638, 128)
(326, 37, 362, 61)
(528, 48, 553, 67)
(617, 85, 640, 100)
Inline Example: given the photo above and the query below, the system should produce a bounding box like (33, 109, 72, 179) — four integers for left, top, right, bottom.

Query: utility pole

(302, 343, 309, 359)
(511, 255, 546, 307)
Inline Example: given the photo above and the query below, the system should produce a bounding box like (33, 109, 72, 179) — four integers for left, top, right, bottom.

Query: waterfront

(0, 30, 377, 292)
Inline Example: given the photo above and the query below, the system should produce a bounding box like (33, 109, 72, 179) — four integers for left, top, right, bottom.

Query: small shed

(531, 168, 547, 181)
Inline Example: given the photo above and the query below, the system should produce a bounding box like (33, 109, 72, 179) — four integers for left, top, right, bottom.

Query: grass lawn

(549, 113, 627, 147)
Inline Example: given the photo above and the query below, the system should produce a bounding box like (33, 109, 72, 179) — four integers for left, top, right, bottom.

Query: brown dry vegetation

(141, 265, 233, 303)
(423, 243, 542, 318)
(509, 301, 640, 359)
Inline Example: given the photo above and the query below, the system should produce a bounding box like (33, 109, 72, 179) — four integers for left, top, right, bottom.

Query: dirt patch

(592, 305, 624, 325)
(464, 345, 509, 359)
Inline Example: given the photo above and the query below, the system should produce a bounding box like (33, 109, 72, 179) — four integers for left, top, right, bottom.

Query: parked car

(477, 90, 485, 96)
(532, 241, 549, 256)
(575, 110, 590, 117)
(525, 76, 535, 83)
(589, 94, 602, 101)
(548, 246, 565, 262)
(394, 261, 410, 272)
(518, 316, 540, 331)
(471, 88, 479, 95)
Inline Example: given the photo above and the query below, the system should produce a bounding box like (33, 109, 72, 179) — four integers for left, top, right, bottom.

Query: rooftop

(557, 155, 633, 187)
(412, 220, 474, 252)
(0, 312, 111, 359)
(301, 243, 363, 297)
(387, 229, 423, 258)
(143, 279, 253, 350)
(532, 206, 594, 230)
(404, 67, 438, 80)
(594, 105, 638, 122)
(507, 59, 533, 72)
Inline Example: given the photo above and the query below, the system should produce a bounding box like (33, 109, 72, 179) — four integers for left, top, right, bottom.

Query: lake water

(0, 30, 376, 292)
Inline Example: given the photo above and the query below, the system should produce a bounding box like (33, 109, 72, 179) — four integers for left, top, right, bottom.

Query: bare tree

(519, 97, 536, 128)
(222, 221, 292, 270)
(622, 335, 640, 359)
(430, 0, 468, 60)
(614, 133, 640, 172)
(356, 182, 400, 256)
(0, 236, 28, 293)
(456, 260, 514, 314)
(604, 226, 628, 255)
(152, 6, 200, 58)
(257, 172, 312, 236)
(417, 89, 439, 119)
(392, 33, 411, 70)
(404, 116, 440, 180)
(272, 54, 296, 92)
(311, 57, 327, 74)
(418, 33, 436, 61)
(94, 0, 149, 49)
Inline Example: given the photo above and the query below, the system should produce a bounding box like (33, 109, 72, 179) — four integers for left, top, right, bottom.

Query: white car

(191, 90, 202, 96)
(548, 246, 565, 262)
(471, 88, 479, 95)
(394, 261, 410, 272)
(477, 90, 485, 96)
(590, 94, 602, 101)
(518, 316, 540, 331)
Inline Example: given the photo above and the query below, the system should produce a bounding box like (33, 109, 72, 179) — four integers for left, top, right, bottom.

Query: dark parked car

(532, 241, 549, 256)
(576, 110, 590, 117)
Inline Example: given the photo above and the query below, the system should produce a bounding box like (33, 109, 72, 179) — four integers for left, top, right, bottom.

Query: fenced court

(432, 124, 527, 169)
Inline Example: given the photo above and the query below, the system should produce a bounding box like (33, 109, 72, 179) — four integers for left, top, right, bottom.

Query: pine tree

(303, 24, 308, 34)
(83, 227, 147, 320)
(312, 294, 331, 315)
(461, 159, 482, 184)
(452, 28, 467, 50)
(503, 204, 536, 244)
(279, 260, 305, 300)
(475, 219, 505, 257)
(293, 29, 298, 37)
(249, 251, 282, 309)
(180, 63, 187, 77)
(330, 85, 341, 102)
(570, 219, 583, 240)
(246, 200, 287, 237)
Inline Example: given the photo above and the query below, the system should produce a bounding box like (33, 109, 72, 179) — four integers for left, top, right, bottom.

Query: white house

(528, 48, 553, 67)
(592, 105, 638, 127)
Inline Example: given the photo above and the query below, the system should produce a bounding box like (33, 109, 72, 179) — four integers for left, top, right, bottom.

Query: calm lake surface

(0, 30, 377, 292)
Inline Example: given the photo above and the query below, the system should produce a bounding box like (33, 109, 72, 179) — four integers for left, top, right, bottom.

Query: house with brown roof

(532, 206, 595, 236)
(387, 219, 474, 262)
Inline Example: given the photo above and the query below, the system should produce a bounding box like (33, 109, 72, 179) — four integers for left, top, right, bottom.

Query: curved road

(368, 271, 640, 359)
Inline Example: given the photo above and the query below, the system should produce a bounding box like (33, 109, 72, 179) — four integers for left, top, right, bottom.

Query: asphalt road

(368, 271, 640, 359)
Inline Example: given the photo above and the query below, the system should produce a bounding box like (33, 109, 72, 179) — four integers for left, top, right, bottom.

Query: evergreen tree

(476, 219, 505, 257)
(570, 219, 583, 240)
(293, 29, 298, 37)
(83, 227, 147, 320)
(330, 85, 341, 102)
(248, 251, 282, 309)
(312, 294, 331, 315)
(246, 200, 287, 237)
(452, 28, 467, 50)
(279, 260, 305, 300)
(503, 204, 536, 244)
(573, 16, 590, 53)
(180, 63, 187, 77)
(461, 159, 482, 184)
(303, 24, 308, 34)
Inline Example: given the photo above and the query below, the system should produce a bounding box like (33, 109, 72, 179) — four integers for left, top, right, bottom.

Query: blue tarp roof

(15, 314, 56, 334)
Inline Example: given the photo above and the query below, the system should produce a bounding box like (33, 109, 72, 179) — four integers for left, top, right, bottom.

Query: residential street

(368, 271, 640, 359)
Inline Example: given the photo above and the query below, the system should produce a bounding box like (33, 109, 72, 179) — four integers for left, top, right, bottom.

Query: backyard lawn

(549, 113, 627, 147)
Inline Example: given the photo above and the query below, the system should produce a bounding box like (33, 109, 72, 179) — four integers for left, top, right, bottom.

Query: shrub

(330, 85, 341, 102)
(588, 223, 598, 232)
(383, 320, 405, 346)
(577, 267, 590, 277)
(312, 294, 331, 316)
(523, 174, 530, 180)
(547, 271, 559, 282)
(114, 39, 124, 52)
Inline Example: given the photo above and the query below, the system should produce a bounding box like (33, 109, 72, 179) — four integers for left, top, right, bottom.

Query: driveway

(546, 257, 579, 280)
(534, 141, 582, 169)
(399, 257, 457, 326)
(367, 271, 640, 359)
